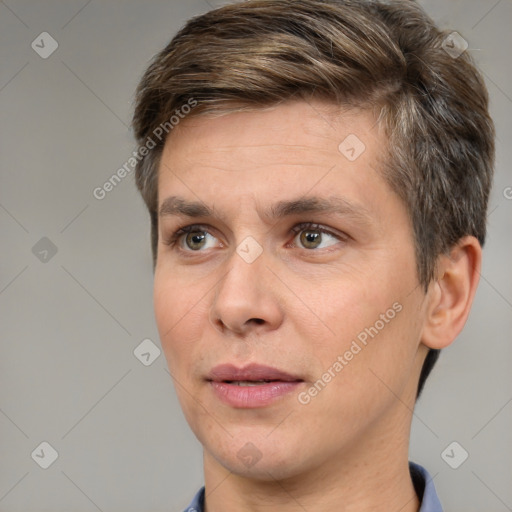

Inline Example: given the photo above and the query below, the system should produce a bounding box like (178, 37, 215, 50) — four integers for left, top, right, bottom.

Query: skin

(153, 100, 481, 512)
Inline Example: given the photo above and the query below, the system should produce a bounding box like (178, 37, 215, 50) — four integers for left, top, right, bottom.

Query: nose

(209, 247, 284, 336)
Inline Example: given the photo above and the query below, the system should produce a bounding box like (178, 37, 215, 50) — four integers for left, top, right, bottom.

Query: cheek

(299, 308, 419, 445)
(153, 270, 205, 368)
(303, 273, 383, 353)
(329, 299, 421, 410)
(305, 263, 421, 393)
(153, 274, 178, 337)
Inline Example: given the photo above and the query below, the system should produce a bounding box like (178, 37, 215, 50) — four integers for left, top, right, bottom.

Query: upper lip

(207, 363, 303, 382)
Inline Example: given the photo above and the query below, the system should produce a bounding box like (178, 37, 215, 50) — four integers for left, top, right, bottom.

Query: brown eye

(168, 224, 221, 253)
(185, 231, 208, 250)
(300, 230, 322, 249)
(292, 223, 341, 250)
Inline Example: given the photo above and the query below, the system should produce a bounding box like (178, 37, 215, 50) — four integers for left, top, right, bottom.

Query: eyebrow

(159, 195, 373, 226)
(159, 196, 212, 218)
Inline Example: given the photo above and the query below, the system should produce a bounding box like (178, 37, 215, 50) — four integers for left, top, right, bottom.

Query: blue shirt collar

(184, 461, 442, 512)
(409, 462, 443, 512)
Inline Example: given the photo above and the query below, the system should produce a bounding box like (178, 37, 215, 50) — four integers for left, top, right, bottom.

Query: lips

(207, 363, 303, 383)
(207, 363, 304, 408)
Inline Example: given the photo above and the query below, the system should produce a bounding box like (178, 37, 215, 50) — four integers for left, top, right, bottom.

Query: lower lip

(209, 381, 303, 408)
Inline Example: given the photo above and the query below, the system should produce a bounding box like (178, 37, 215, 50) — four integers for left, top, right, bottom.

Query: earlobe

(421, 236, 482, 350)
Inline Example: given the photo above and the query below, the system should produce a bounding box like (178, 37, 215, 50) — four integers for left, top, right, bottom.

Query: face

(154, 100, 429, 481)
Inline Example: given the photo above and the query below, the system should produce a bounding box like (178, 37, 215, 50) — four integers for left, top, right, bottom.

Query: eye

(168, 225, 221, 251)
(291, 223, 343, 250)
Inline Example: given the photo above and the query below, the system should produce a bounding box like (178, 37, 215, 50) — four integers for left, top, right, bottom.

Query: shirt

(182, 461, 442, 512)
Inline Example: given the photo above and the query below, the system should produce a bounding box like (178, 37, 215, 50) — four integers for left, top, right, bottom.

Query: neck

(202, 405, 420, 512)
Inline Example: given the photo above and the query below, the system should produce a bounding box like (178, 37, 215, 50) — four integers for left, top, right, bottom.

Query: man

(131, 1, 494, 510)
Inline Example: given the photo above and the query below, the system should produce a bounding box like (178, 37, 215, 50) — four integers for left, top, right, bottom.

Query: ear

(421, 236, 482, 350)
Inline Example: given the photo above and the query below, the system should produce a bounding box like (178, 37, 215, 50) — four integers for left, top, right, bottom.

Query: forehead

(161, 100, 384, 171)
(156, 100, 394, 217)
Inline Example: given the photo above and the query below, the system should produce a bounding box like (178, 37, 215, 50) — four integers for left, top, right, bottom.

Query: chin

(207, 434, 313, 482)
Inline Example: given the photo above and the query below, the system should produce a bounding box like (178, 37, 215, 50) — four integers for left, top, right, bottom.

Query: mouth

(206, 363, 304, 408)
(221, 380, 283, 386)
(206, 362, 304, 383)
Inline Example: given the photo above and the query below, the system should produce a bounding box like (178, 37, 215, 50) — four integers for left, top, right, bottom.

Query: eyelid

(289, 222, 348, 243)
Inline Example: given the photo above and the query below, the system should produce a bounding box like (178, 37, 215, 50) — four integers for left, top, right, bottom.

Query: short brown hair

(132, 0, 495, 397)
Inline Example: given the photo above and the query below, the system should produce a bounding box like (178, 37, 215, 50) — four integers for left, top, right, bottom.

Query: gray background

(1, 0, 511, 510)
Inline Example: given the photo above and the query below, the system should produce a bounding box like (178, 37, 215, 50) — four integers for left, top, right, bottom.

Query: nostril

(250, 318, 265, 325)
